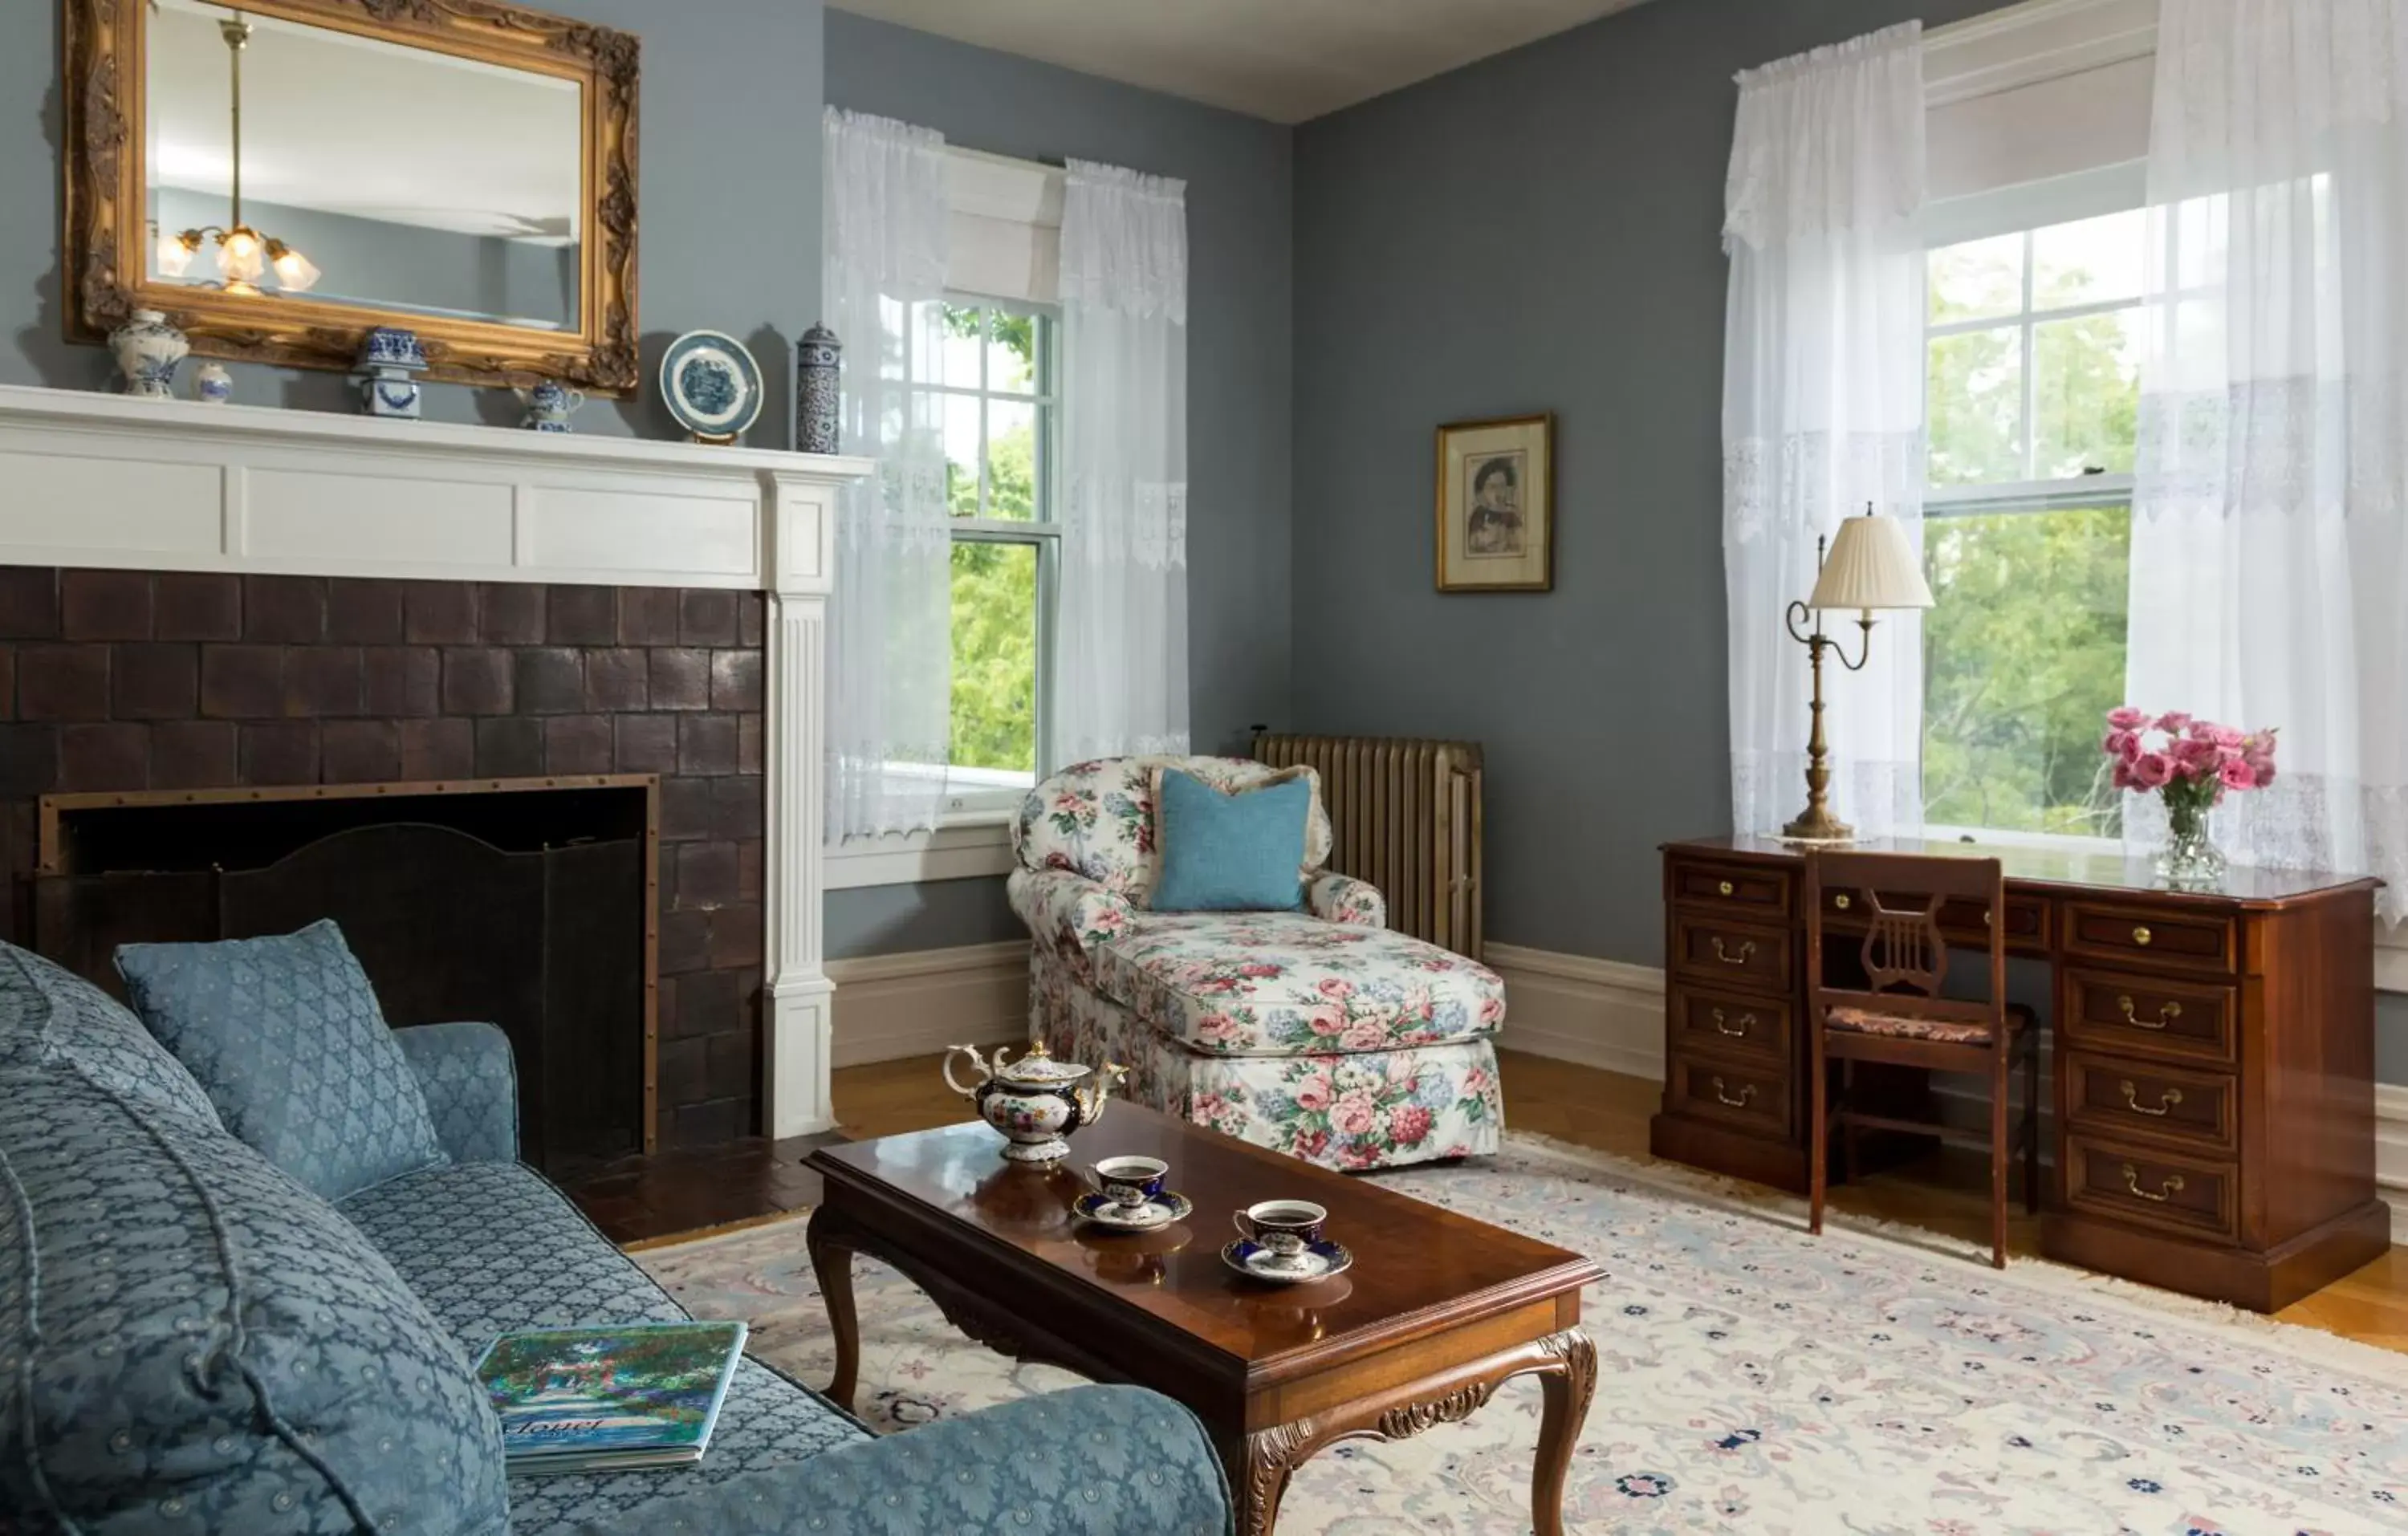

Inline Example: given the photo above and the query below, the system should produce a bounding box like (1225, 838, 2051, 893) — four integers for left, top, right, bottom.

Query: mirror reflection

(144, 0, 584, 331)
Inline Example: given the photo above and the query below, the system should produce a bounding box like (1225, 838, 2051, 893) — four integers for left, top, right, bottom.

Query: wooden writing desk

(1653, 835, 2390, 1311)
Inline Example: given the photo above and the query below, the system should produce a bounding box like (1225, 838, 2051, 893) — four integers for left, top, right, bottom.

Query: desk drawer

(1666, 1053, 1792, 1140)
(1815, 891, 2049, 950)
(2060, 969, 2238, 1066)
(1670, 859, 1792, 918)
(1668, 984, 1792, 1065)
(2064, 902, 2236, 974)
(2064, 1050, 2236, 1152)
(2064, 1134, 2239, 1242)
(1670, 915, 1792, 994)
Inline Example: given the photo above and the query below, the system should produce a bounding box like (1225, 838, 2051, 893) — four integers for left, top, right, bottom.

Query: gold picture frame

(62, 0, 641, 394)
(1435, 413, 1554, 592)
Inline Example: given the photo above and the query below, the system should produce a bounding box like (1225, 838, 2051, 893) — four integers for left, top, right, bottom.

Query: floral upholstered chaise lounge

(1007, 754, 1506, 1171)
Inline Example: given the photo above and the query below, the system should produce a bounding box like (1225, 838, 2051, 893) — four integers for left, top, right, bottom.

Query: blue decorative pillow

(116, 920, 449, 1202)
(1148, 767, 1312, 912)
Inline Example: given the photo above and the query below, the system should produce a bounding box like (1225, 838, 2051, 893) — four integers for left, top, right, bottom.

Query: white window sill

(825, 813, 1017, 890)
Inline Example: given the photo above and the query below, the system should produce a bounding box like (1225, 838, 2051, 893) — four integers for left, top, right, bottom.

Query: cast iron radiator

(1250, 731, 1484, 960)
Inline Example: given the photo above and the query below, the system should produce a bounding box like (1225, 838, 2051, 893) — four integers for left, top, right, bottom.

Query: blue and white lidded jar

(108, 309, 189, 399)
(193, 361, 234, 405)
(354, 327, 427, 421)
(796, 324, 841, 453)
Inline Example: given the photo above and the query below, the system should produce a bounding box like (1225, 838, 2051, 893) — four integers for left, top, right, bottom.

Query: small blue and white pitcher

(516, 379, 587, 433)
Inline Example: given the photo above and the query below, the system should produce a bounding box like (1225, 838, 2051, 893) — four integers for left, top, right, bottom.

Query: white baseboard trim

(1486, 942, 1666, 1082)
(1490, 944, 2408, 1246)
(824, 940, 1030, 1068)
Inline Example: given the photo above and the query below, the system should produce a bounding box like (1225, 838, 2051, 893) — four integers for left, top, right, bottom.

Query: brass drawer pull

(2121, 1163, 2185, 1202)
(1833, 892, 1852, 910)
(2115, 995, 2183, 1030)
(1710, 1076, 1755, 1108)
(1710, 937, 1757, 966)
(1718, 880, 1735, 896)
(1710, 1007, 1755, 1038)
(2131, 924, 2153, 946)
(2120, 1080, 2183, 1117)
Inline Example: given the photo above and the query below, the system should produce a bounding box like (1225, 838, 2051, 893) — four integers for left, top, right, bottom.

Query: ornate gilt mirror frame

(62, 0, 640, 394)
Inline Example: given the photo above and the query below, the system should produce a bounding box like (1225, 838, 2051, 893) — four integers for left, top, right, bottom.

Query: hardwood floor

(569, 1048, 2408, 1354)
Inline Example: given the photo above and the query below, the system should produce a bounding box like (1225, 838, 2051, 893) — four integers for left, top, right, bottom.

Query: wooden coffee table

(806, 1105, 1601, 1534)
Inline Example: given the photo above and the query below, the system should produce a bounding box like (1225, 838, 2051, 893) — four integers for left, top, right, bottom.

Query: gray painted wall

(150, 190, 576, 333)
(1289, 0, 1999, 968)
(2, 0, 819, 442)
(820, 10, 1296, 958)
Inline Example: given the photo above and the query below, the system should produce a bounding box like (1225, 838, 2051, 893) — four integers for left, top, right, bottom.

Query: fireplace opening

(35, 777, 657, 1177)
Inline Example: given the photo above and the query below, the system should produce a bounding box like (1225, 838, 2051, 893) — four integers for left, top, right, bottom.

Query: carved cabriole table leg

(803, 1205, 864, 1413)
(1233, 1327, 1597, 1536)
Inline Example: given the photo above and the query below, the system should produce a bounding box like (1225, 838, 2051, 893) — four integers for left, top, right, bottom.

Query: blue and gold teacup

(1234, 1200, 1328, 1266)
(1091, 1155, 1169, 1211)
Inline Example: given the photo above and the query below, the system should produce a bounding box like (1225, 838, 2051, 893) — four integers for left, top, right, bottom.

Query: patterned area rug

(635, 1135, 2408, 1534)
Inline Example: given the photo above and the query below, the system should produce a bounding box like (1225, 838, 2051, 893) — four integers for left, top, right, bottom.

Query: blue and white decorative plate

(659, 330, 763, 441)
(1072, 1190, 1194, 1230)
(1221, 1238, 1354, 1285)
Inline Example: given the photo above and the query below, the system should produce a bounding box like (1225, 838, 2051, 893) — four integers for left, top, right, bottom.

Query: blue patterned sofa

(0, 941, 1231, 1535)
(1009, 755, 1506, 1172)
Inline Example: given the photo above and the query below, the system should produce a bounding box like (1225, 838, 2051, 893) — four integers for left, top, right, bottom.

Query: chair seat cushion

(1826, 1002, 2030, 1046)
(1092, 911, 1503, 1055)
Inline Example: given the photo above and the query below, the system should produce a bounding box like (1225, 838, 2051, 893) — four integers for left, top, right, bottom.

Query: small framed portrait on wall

(1434, 413, 1553, 591)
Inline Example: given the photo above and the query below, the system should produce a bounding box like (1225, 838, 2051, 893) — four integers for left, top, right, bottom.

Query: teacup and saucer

(1071, 1155, 1193, 1230)
(1221, 1199, 1354, 1284)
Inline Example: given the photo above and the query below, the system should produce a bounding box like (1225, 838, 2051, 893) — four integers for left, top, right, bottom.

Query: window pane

(913, 302, 986, 388)
(2033, 309, 2142, 477)
(1922, 506, 2130, 837)
(1930, 233, 2023, 324)
(941, 392, 981, 516)
(985, 399, 1037, 520)
(987, 311, 1039, 395)
(950, 540, 1038, 777)
(1926, 325, 2024, 486)
(2032, 209, 2146, 310)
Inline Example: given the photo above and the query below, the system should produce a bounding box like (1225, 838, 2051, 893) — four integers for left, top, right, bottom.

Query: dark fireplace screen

(34, 778, 655, 1176)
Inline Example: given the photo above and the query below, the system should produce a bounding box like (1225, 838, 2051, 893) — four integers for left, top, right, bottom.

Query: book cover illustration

(476, 1321, 746, 1466)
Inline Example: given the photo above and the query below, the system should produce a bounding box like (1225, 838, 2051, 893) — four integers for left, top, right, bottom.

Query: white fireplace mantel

(0, 382, 872, 1138)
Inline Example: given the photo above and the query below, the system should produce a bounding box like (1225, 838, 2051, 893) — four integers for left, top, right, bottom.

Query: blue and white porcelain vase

(796, 324, 841, 453)
(515, 379, 586, 433)
(192, 361, 233, 405)
(354, 327, 427, 421)
(109, 308, 189, 399)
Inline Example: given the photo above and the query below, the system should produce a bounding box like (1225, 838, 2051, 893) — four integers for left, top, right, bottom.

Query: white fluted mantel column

(760, 466, 857, 1136)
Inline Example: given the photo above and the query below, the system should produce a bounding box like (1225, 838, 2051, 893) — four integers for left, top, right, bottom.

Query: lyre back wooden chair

(1804, 849, 2040, 1268)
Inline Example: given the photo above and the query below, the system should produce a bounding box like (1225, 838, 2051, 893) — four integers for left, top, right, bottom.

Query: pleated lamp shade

(1808, 513, 1934, 612)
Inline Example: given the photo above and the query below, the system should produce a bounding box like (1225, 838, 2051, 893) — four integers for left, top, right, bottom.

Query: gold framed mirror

(63, 0, 640, 394)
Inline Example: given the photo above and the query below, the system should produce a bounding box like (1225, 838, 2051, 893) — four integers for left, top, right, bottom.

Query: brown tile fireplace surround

(0, 384, 872, 1147)
(2, 569, 763, 1151)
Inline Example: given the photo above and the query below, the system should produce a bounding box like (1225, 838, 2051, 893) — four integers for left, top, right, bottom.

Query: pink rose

(1293, 1073, 1332, 1111)
(2206, 725, 2246, 749)
(1315, 977, 1356, 1000)
(1387, 1103, 1435, 1145)
(2112, 761, 2138, 791)
(2219, 757, 2257, 791)
(1198, 1014, 1240, 1042)
(2106, 706, 2150, 730)
(1291, 1128, 1329, 1160)
(2103, 729, 2137, 762)
(1239, 961, 1283, 978)
(1465, 1066, 1491, 1092)
(2158, 711, 2194, 733)
(1341, 1022, 1391, 1051)
(1307, 1006, 1347, 1036)
(1331, 1090, 1379, 1136)
(2131, 752, 2174, 790)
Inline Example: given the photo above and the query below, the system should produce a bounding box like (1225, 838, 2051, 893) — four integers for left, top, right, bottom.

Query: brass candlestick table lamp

(1780, 506, 1934, 843)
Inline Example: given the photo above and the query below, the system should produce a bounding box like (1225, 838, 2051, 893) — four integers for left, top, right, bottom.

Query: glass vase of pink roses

(2102, 708, 2278, 888)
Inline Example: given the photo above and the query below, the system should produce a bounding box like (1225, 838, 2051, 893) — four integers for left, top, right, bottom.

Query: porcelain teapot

(943, 1040, 1125, 1162)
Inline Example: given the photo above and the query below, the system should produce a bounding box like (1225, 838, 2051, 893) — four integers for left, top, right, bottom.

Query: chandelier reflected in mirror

(153, 11, 319, 295)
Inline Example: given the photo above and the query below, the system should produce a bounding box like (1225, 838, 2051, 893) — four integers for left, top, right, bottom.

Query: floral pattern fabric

(1013, 754, 1332, 904)
(1825, 1003, 2006, 1045)
(1004, 868, 1137, 979)
(1092, 911, 1503, 1056)
(1032, 947, 1502, 1170)
(1304, 871, 1385, 927)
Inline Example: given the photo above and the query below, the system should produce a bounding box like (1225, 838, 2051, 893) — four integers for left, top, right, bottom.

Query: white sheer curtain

(1721, 23, 1929, 839)
(2125, 0, 2408, 918)
(1053, 159, 1190, 763)
(822, 108, 954, 840)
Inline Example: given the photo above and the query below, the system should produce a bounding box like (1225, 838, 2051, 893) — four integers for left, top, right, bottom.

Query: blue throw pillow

(1148, 767, 1312, 912)
(116, 920, 449, 1202)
